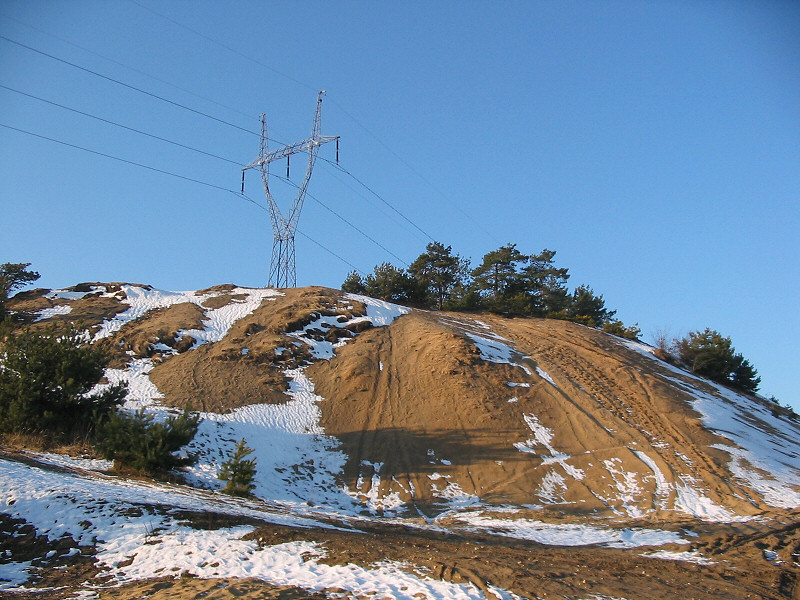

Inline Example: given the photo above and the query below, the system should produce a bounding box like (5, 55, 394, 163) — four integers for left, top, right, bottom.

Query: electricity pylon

(242, 91, 339, 288)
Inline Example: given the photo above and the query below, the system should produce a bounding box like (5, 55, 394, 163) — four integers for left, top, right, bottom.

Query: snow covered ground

(0, 457, 524, 599)
(617, 338, 800, 511)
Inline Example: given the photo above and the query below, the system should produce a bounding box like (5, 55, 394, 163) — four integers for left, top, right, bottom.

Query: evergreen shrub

(95, 409, 200, 475)
(0, 324, 125, 437)
(218, 438, 257, 497)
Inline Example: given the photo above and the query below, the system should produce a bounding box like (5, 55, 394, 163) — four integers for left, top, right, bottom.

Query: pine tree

(341, 271, 366, 295)
(363, 262, 421, 304)
(218, 438, 257, 497)
(470, 243, 527, 310)
(521, 249, 570, 316)
(408, 242, 470, 310)
(0, 323, 126, 436)
(0, 262, 40, 320)
(676, 328, 760, 393)
(566, 285, 616, 326)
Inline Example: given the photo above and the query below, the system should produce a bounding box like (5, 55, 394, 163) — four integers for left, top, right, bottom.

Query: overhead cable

(271, 173, 410, 268)
(0, 11, 257, 123)
(319, 156, 435, 242)
(0, 84, 242, 166)
(0, 121, 369, 277)
(326, 94, 497, 243)
(0, 34, 259, 139)
(0, 121, 249, 201)
(127, 0, 317, 94)
(117, 6, 491, 244)
(97, 6, 443, 250)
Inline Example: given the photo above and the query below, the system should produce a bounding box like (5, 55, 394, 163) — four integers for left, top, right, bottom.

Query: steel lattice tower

(242, 91, 339, 288)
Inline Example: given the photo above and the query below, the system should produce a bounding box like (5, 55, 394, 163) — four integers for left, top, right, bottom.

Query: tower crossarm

(241, 134, 339, 171)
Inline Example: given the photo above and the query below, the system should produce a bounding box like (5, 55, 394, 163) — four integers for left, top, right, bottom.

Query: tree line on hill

(342, 242, 634, 332)
(341, 243, 765, 396)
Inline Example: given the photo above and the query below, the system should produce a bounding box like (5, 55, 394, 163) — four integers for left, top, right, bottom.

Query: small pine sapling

(218, 438, 257, 497)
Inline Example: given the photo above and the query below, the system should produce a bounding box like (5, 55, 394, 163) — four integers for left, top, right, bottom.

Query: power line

(319, 155, 435, 242)
(118, 2, 479, 244)
(0, 10, 258, 124)
(0, 24, 439, 273)
(326, 94, 497, 243)
(0, 34, 260, 139)
(270, 172, 410, 268)
(0, 121, 244, 198)
(127, 0, 318, 95)
(74, 6, 446, 252)
(0, 84, 242, 166)
(295, 229, 366, 277)
(316, 159, 431, 244)
(0, 121, 369, 278)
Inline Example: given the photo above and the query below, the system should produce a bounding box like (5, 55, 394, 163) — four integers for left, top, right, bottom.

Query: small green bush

(218, 438, 257, 497)
(676, 328, 761, 394)
(95, 409, 200, 475)
(602, 320, 642, 340)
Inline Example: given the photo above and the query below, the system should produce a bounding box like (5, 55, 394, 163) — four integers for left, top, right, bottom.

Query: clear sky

(1, 1, 798, 408)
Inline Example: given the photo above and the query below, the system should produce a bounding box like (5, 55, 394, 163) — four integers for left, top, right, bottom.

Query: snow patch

(345, 293, 410, 326)
(673, 476, 741, 522)
(617, 337, 800, 510)
(535, 366, 558, 388)
(515, 413, 585, 482)
(633, 450, 670, 509)
(642, 550, 714, 565)
(599, 458, 645, 519)
(93, 285, 281, 342)
(34, 304, 72, 321)
(448, 511, 686, 548)
(45, 285, 107, 300)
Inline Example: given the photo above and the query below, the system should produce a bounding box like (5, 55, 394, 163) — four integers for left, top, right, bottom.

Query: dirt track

(311, 309, 776, 519)
(6, 503, 799, 600)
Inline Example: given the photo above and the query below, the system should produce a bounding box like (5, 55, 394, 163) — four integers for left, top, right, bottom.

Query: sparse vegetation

(343, 246, 773, 394)
(602, 320, 642, 340)
(218, 438, 257, 497)
(343, 242, 615, 324)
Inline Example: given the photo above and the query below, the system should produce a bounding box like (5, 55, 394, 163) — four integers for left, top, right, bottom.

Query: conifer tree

(363, 262, 421, 304)
(470, 244, 527, 310)
(408, 242, 470, 310)
(218, 438, 257, 497)
(95, 409, 200, 475)
(341, 271, 366, 295)
(566, 285, 616, 326)
(676, 328, 760, 393)
(521, 249, 570, 316)
(0, 262, 40, 320)
(0, 323, 125, 436)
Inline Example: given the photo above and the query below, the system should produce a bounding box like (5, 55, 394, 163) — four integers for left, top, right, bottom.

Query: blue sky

(1, 1, 798, 407)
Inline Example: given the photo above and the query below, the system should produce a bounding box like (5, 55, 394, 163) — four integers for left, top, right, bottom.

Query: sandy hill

(4, 282, 800, 600)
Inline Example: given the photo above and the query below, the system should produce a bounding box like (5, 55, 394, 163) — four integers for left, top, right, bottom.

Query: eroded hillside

(4, 282, 800, 599)
(9, 282, 800, 521)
